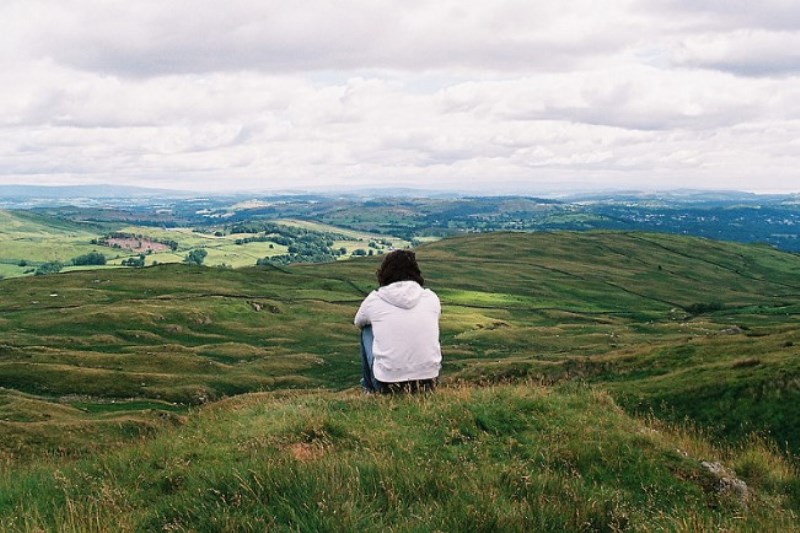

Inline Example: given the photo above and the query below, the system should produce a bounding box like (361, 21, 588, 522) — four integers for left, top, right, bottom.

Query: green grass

(0, 211, 407, 277)
(1, 230, 800, 529)
(1, 231, 799, 459)
(0, 263, 27, 278)
(0, 211, 107, 267)
(275, 218, 409, 258)
(1, 384, 797, 531)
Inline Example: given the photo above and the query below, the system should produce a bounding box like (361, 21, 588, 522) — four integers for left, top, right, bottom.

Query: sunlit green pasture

(277, 218, 410, 257)
(0, 262, 27, 278)
(0, 210, 412, 279)
(0, 212, 322, 276)
(0, 211, 104, 266)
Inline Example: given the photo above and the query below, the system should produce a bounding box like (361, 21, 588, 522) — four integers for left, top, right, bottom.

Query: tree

(184, 249, 208, 265)
(71, 251, 107, 266)
(122, 254, 145, 267)
(35, 262, 63, 276)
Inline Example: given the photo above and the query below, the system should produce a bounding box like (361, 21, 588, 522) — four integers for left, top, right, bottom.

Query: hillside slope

(1, 231, 799, 459)
(1, 384, 798, 531)
(0, 210, 108, 278)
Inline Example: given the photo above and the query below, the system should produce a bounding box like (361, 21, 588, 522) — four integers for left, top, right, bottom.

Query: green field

(276, 218, 411, 257)
(1, 231, 799, 530)
(0, 211, 108, 270)
(0, 210, 405, 277)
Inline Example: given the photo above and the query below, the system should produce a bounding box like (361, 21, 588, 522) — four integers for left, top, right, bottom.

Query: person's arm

(354, 293, 374, 328)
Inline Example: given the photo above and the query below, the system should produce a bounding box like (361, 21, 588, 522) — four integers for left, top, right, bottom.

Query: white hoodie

(354, 280, 442, 382)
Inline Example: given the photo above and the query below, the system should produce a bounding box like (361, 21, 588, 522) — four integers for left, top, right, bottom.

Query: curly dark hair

(377, 249, 425, 287)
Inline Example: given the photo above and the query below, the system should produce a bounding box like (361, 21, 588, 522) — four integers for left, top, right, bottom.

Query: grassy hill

(1, 231, 799, 529)
(0, 210, 109, 278)
(2, 384, 799, 531)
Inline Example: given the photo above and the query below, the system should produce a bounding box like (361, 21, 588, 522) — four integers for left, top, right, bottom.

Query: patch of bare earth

(288, 442, 325, 462)
(105, 238, 170, 252)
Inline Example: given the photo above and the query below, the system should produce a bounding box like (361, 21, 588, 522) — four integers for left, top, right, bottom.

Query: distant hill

(564, 189, 791, 203)
(4, 187, 799, 251)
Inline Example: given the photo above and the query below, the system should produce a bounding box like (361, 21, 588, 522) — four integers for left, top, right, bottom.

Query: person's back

(354, 250, 441, 392)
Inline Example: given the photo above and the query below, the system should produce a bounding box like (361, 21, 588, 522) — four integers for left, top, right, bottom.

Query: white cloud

(0, 0, 798, 193)
(2, 0, 647, 76)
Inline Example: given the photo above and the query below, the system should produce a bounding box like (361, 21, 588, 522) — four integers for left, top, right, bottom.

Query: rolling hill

(1, 231, 799, 530)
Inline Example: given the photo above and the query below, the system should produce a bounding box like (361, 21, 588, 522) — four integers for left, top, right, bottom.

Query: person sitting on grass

(354, 249, 441, 393)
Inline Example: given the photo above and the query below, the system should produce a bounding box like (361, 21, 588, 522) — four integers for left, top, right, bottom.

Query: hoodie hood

(376, 280, 424, 309)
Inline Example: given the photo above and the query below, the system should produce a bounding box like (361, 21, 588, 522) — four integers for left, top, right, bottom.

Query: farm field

(0, 211, 109, 276)
(1, 231, 799, 530)
(102, 227, 292, 269)
(0, 210, 406, 278)
(276, 218, 411, 255)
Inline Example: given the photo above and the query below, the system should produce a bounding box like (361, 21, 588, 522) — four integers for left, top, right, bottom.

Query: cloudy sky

(2, 1, 799, 194)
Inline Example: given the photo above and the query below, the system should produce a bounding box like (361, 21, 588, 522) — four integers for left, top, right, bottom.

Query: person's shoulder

(362, 290, 381, 303)
(422, 288, 441, 303)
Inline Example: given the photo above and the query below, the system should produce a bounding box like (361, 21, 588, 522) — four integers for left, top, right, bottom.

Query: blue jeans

(360, 325, 381, 392)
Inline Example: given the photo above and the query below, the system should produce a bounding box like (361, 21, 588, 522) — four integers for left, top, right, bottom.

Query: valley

(0, 209, 406, 279)
(1, 230, 799, 530)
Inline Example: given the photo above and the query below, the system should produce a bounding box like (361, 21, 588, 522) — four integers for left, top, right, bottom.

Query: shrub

(122, 254, 146, 267)
(184, 249, 208, 266)
(71, 251, 107, 266)
(34, 262, 63, 276)
(685, 301, 724, 315)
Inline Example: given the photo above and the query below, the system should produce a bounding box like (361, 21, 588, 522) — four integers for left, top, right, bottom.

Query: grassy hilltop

(1, 231, 799, 530)
(2, 385, 799, 531)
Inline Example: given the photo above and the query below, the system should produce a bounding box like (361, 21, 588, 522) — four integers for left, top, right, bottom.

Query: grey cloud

(670, 30, 800, 76)
(683, 57, 800, 77)
(19, 1, 636, 77)
(448, 69, 773, 132)
(641, 0, 800, 32)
